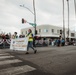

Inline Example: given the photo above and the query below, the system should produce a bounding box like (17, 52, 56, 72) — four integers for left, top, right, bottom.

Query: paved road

(0, 46, 76, 75)
(0, 48, 51, 75)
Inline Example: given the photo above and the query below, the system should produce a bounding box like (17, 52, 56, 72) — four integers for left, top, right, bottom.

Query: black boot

(34, 50, 37, 54)
(26, 52, 29, 54)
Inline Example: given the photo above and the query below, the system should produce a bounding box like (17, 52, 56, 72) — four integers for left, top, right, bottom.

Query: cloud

(0, 0, 76, 35)
(0, 25, 20, 34)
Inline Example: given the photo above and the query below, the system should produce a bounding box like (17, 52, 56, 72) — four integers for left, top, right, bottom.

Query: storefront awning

(36, 34, 59, 37)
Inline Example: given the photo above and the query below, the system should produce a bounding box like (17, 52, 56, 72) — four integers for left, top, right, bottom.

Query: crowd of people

(0, 33, 11, 39)
(0, 31, 75, 47)
(0, 32, 25, 40)
(0, 33, 11, 48)
(49, 38, 65, 47)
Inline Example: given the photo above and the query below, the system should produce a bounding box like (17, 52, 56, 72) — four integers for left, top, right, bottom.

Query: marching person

(14, 32, 18, 39)
(11, 32, 18, 39)
(26, 29, 37, 54)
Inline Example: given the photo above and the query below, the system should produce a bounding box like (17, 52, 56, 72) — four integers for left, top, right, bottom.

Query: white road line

(0, 59, 22, 65)
(0, 65, 36, 75)
(0, 56, 14, 59)
(0, 53, 10, 56)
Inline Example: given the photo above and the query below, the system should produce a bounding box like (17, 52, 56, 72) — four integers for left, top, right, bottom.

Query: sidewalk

(0, 45, 75, 54)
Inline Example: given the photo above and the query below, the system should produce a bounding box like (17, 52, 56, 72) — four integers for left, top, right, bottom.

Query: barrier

(0, 38, 48, 49)
(0, 39, 4, 44)
(0, 39, 11, 49)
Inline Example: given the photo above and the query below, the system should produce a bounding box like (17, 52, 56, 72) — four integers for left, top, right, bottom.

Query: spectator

(61, 39, 65, 46)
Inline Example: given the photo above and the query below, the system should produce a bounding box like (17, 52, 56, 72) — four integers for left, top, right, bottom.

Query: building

(21, 25, 76, 41)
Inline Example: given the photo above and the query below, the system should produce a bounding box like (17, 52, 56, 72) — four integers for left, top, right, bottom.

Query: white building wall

(21, 25, 76, 39)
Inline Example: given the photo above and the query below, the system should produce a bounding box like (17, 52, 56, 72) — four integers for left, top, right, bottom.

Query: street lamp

(66, 0, 70, 42)
(20, 0, 36, 35)
(20, 4, 34, 15)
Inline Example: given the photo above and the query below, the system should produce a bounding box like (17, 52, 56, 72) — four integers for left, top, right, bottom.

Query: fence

(0, 38, 49, 49)
(0, 39, 11, 49)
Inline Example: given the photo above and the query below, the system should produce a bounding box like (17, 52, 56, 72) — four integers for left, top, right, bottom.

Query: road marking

(0, 65, 36, 75)
(0, 59, 22, 65)
(0, 53, 10, 56)
(0, 56, 14, 59)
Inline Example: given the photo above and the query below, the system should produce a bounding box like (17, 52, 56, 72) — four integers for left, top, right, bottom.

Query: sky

(0, 0, 76, 35)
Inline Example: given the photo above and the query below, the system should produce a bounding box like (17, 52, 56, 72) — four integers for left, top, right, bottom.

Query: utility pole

(33, 0, 36, 35)
(20, 0, 36, 36)
(67, 0, 70, 42)
(63, 0, 65, 41)
(74, 0, 76, 15)
(74, 0, 76, 41)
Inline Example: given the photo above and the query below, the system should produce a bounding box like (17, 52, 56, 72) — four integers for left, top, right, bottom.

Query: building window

(39, 29, 41, 33)
(71, 33, 75, 37)
(22, 32, 23, 34)
(57, 30, 60, 33)
(26, 31, 27, 34)
(46, 29, 48, 32)
(44, 29, 48, 32)
(52, 29, 54, 33)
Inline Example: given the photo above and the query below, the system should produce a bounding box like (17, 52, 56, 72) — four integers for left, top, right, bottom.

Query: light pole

(66, 0, 70, 42)
(20, 4, 34, 15)
(74, 0, 76, 15)
(33, 0, 36, 35)
(20, 0, 36, 35)
(63, 0, 65, 41)
(74, 0, 76, 41)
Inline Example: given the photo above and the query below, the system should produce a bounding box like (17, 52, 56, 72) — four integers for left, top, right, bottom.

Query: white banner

(10, 38, 28, 51)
